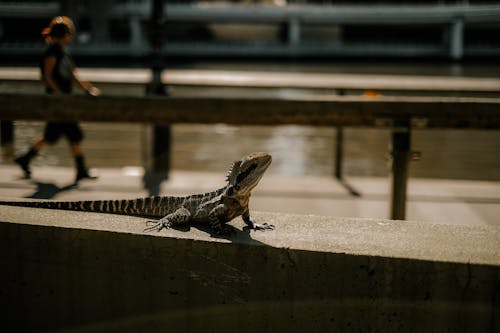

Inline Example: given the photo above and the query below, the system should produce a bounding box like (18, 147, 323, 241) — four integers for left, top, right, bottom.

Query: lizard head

(226, 152, 272, 195)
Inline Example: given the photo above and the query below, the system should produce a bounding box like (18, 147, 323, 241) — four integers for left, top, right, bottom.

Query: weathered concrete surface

(0, 205, 499, 332)
(1, 165, 500, 226)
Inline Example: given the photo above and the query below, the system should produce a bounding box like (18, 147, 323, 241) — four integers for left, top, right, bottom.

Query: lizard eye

(227, 186, 234, 196)
(236, 163, 257, 183)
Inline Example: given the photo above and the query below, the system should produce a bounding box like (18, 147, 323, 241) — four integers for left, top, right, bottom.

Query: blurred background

(1, 0, 500, 224)
(1, 0, 500, 177)
(2, 0, 500, 62)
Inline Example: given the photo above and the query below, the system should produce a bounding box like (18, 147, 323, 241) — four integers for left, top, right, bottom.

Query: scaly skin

(0, 152, 274, 234)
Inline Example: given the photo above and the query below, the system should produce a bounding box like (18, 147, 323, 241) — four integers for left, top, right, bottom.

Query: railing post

(129, 16, 146, 56)
(143, 0, 171, 196)
(89, 0, 111, 45)
(334, 126, 343, 180)
(288, 16, 301, 47)
(1, 121, 14, 155)
(334, 88, 345, 180)
(450, 17, 464, 60)
(389, 123, 411, 220)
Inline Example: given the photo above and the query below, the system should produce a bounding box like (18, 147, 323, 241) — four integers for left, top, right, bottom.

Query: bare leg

(71, 143, 97, 182)
(33, 136, 46, 151)
(70, 143, 82, 157)
(14, 136, 46, 178)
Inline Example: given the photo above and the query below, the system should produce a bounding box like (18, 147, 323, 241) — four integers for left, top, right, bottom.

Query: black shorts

(44, 122, 84, 144)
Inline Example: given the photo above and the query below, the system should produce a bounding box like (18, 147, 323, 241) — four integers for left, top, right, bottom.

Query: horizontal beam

(2, 3, 500, 23)
(0, 2, 59, 18)
(1, 93, 500, 129)
(112, 4, 500, 24)
(4, 68, 500, 93)
(3, 42, 500, 60)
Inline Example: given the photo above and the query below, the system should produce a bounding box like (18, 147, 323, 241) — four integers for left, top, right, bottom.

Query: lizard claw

(144, 219, 167, 232)
(254, 222, 275, 231)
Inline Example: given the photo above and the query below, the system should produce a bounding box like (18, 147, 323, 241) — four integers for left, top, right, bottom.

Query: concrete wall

(0, 205, 498, 332)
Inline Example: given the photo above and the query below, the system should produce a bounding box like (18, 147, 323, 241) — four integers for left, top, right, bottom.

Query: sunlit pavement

(0, 165, 499, 227)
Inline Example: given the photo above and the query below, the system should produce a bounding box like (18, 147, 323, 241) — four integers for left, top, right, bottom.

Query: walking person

(14, 16, 100, 183)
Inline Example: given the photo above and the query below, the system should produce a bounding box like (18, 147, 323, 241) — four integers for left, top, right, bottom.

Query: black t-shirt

(40, 43, 74, 94)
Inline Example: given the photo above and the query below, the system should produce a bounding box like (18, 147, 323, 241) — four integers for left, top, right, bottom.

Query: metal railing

(1, 2, 500, 59)
(2, 92, 500, 220)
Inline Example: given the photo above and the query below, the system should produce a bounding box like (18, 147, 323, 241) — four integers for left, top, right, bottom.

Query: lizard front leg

(242, 209, 274, 231)
(144, 207, 191, 232)
(208, 204, 231, 235)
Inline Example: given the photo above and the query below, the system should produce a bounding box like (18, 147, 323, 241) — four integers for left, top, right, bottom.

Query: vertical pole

(60, 0, 78, 22)
(334, 88, 345, 179)
(1, 121, 14, 146)
(450, 17, 464, 61)
(288, 17, 300, 47)
(129, 16, 145, 55)
(147, 0, 167, 97)
(89, 0, 110, 45)
(334, 126, 343, 180)
(389, 125, 411, 220)
(143, 0, 170, 195)
(1, 120, 14, 158)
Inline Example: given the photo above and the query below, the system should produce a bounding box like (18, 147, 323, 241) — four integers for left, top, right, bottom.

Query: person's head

(42, 16, 75, 44)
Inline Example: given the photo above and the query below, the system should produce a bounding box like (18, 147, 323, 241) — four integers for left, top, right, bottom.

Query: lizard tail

(0, 196, 167, 218)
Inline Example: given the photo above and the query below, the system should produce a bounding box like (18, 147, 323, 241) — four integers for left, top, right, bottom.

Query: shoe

(14, 148, 37, 179)
(74, 155, 98, 183)
(75, 169, 98, 183)
(14, 156, 32, 179)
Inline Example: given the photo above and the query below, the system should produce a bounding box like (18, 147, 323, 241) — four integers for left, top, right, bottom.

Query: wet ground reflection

(2, 67, 500, 182)
(5, 121, 500, 181)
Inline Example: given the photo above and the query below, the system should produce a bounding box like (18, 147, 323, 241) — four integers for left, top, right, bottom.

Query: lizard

(0, 152, 274, 235)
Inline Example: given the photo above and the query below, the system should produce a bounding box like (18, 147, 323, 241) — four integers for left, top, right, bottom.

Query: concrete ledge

(0, 206, 499, 332)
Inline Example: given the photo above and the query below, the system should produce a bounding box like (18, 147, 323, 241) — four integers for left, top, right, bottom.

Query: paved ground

(1, 165, 498, 227)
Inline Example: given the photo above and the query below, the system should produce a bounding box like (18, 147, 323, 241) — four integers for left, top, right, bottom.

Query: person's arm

(43, 55, 60, 94)
(72, 69, 100, 96)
